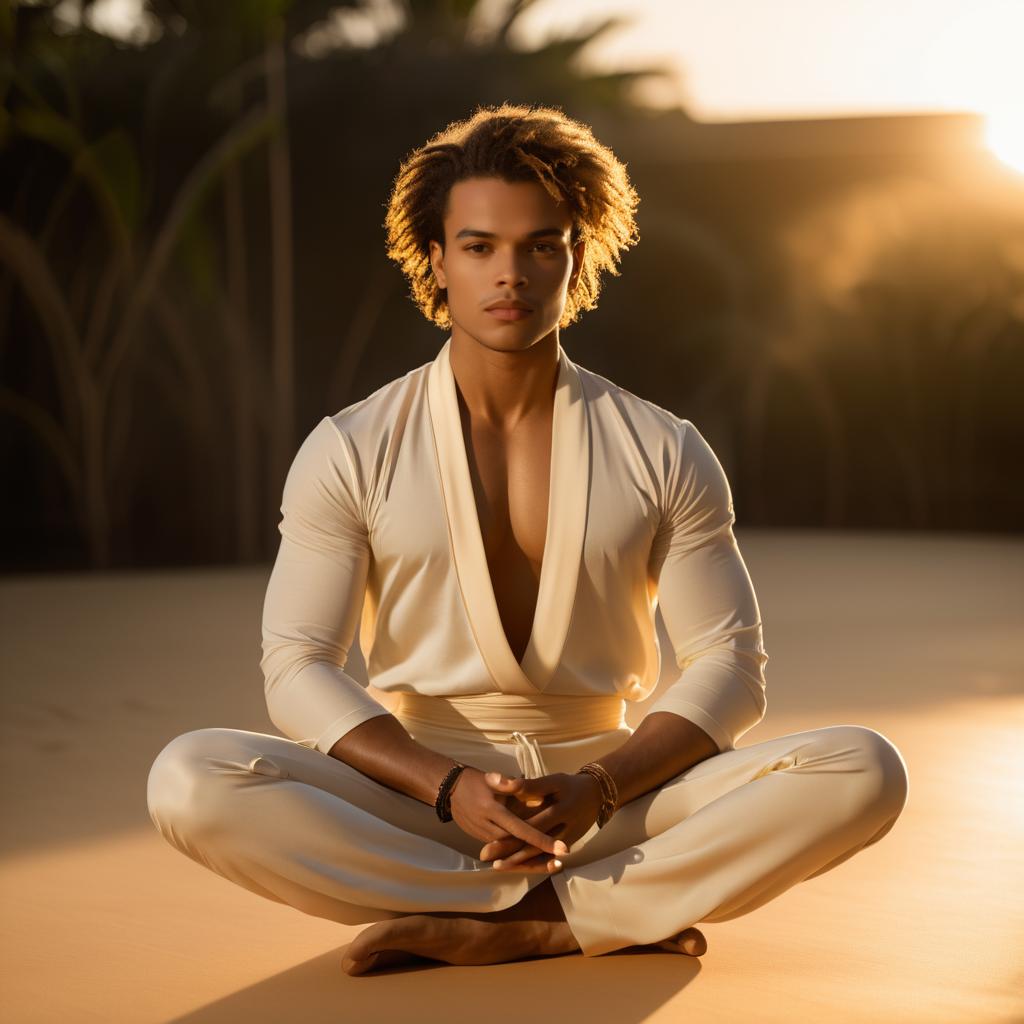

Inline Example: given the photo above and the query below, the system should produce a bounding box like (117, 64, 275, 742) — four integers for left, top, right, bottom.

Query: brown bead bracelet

(435, 760, 468, 822)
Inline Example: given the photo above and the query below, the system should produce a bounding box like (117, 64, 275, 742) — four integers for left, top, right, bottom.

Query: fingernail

(552, 859, 562, 869)
(493, 859, 504, 868)
(554, 841, 569, 854)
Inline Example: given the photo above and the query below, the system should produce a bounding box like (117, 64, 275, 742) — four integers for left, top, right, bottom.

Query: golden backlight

(985, 109, 1024, 174)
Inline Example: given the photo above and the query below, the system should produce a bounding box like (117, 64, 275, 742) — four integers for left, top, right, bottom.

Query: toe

(679, 927, 707, 956)
(342, 951, 379, 976)
(653, 926, 707, 957)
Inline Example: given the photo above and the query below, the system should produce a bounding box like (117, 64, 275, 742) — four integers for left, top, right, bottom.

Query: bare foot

(646, 927, 707, 957)
(341, 914, 562, 976)
(341, 918, 707, 974)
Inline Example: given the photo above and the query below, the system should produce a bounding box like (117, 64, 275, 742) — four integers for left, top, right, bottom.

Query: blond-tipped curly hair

(383, 102, 641, 330)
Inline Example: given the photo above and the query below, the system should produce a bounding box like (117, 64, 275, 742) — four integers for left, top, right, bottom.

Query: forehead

(443, 176, 572, 232)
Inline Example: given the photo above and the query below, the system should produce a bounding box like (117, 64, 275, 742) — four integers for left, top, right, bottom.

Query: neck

(448, 328, 560, 430)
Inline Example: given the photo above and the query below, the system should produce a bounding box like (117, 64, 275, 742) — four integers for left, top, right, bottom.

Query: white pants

(146, 695, 909, 957)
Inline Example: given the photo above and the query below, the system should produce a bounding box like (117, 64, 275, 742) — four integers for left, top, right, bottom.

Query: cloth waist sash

(394, 691, 627, 779)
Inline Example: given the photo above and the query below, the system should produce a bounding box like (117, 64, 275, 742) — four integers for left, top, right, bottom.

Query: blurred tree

(141, 0, 369, 558)
(0, 0, 680, 567)
(1, 0, 277, 566)
(11, 1, 1011, 565)
(778, 175, 1024, 528)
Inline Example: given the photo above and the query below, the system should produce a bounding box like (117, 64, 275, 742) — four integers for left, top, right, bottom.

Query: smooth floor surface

(1, 530, 1021, 1023)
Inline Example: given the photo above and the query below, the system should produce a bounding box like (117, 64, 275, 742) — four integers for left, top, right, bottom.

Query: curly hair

(383, 102, 641, 331)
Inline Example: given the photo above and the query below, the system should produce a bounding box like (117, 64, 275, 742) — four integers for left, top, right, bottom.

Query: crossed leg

(147, 722, 908, 972)
(339, 722, 909, 972)
(341, 869, 708, 976)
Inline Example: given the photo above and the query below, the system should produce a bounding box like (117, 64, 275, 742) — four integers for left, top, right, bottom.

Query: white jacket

(261, 336, 769, 756)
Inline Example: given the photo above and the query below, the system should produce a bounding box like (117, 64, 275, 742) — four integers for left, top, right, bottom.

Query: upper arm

(647, 419, 768, 742)
(260, 417, 374, 712)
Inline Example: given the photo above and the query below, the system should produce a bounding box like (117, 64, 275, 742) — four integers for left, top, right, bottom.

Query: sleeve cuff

(314, 705, 396, 756)
(643, 698, 734, 754)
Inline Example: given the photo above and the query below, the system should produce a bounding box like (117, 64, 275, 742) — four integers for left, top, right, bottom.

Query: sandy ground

(1, 529, 1021, 1023)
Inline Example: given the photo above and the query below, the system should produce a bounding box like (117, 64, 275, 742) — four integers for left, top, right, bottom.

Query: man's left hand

(479, 771, 604, 871)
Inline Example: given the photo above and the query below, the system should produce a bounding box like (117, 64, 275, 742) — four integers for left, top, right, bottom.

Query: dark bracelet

(435, 761, 468, 822)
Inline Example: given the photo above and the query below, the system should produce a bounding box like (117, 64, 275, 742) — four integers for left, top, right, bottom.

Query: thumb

(485, 774, 543, 804)
(489, 773, 553, 807)
(485, 772, 521, 788)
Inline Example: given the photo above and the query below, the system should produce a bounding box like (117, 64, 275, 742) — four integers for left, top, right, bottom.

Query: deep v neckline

(453, 383, 551, 671)
(426, 336, 591, 695)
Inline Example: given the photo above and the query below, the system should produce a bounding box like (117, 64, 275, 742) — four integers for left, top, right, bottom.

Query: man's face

(428, 176, 584, 351)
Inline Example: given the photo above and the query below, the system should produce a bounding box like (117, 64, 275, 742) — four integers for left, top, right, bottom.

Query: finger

(493, 809, 570, 856)
(494, 849, 564, 873)
(506, 796, 550, 819)
(484, 774, 539, 806)
(532, 852, 567, 873)
(509, 786, 547, 809)
(492, 848, 537, 870)
(519, 808, 566, 838)
(503, 795, 535, 817)
(485, 775, 539, 809)
(485, 773, 557, 806)
(492, 810, 559, 854)
(494, 843, 541, 868)
(484, 772, 520, 790)
(480, 835, 522, 861)
(496, 819, 568, 867)
(483, 774, 557, 806)
(482, 809, 561, 858)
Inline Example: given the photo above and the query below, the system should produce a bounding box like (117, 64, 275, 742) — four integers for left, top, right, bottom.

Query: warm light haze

(84, 0, 1024, 171)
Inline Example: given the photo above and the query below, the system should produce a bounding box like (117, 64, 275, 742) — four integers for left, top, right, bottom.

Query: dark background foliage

(2, 0, 1022, 571)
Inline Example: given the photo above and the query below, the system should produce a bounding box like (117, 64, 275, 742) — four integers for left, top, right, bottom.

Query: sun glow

(984, 108, 1024, 175)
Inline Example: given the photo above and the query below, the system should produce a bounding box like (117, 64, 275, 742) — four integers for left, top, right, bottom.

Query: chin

(451, 314, 555, 352)
(487, 334, 546, 354)
(466, 322, 540, 349)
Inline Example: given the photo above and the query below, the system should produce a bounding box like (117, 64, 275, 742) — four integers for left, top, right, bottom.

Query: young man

(147, 103, 909, 977)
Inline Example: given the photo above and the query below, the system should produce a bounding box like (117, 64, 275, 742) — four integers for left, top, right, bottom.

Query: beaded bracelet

(435, 760, 468, 822)
(577, 761, 618, 828)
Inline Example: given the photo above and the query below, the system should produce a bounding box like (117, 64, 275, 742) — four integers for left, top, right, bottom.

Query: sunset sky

(83, 0, 1021, 118)
(511, 0, 1023, 123)
(81, 0, 1024, 168)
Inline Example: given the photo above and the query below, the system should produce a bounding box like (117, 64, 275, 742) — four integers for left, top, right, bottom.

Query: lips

(486, 306, 533, 321)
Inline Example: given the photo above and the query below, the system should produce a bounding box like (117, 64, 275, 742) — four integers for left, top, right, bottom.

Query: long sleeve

(260, 416, 394, 755)
(645, 418, 769, 753)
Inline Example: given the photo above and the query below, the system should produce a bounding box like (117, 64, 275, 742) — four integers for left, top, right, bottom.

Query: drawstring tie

(509, 730, 549, 779)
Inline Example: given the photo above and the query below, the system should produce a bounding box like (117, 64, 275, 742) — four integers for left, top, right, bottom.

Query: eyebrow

(454, 227, 567, 240)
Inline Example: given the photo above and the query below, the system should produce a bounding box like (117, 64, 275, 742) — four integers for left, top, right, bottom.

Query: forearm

(327, 713, 461, 806)
(593, 711, 720, 808)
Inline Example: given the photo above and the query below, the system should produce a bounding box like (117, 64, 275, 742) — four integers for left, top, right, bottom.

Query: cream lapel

(426, 336, 591, 695)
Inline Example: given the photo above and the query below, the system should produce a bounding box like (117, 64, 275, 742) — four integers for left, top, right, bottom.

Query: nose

(495, 252, 529, 288)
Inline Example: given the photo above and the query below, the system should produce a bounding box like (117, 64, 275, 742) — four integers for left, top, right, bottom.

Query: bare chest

(463, 414, 552, 665)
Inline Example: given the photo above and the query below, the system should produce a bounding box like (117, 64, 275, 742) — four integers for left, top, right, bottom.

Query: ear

(569, 237, 585, 290)
(429, 239, 447, 290)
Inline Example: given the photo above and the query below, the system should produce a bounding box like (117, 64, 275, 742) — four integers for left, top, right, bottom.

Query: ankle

(525, 876, 569, 923)
(542, 920, 580, 955)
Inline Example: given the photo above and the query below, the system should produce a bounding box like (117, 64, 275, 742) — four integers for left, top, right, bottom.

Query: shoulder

(574, 359, 706, 469)
(326, 359, 431, 447)
(573, 359, 730, 509)
(289, 359, 431, 501)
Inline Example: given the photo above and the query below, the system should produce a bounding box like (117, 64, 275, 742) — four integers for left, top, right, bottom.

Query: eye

(464, 242, 559, 253)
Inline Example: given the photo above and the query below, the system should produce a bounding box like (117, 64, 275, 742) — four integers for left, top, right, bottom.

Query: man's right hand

(448, 767, 568, 871)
